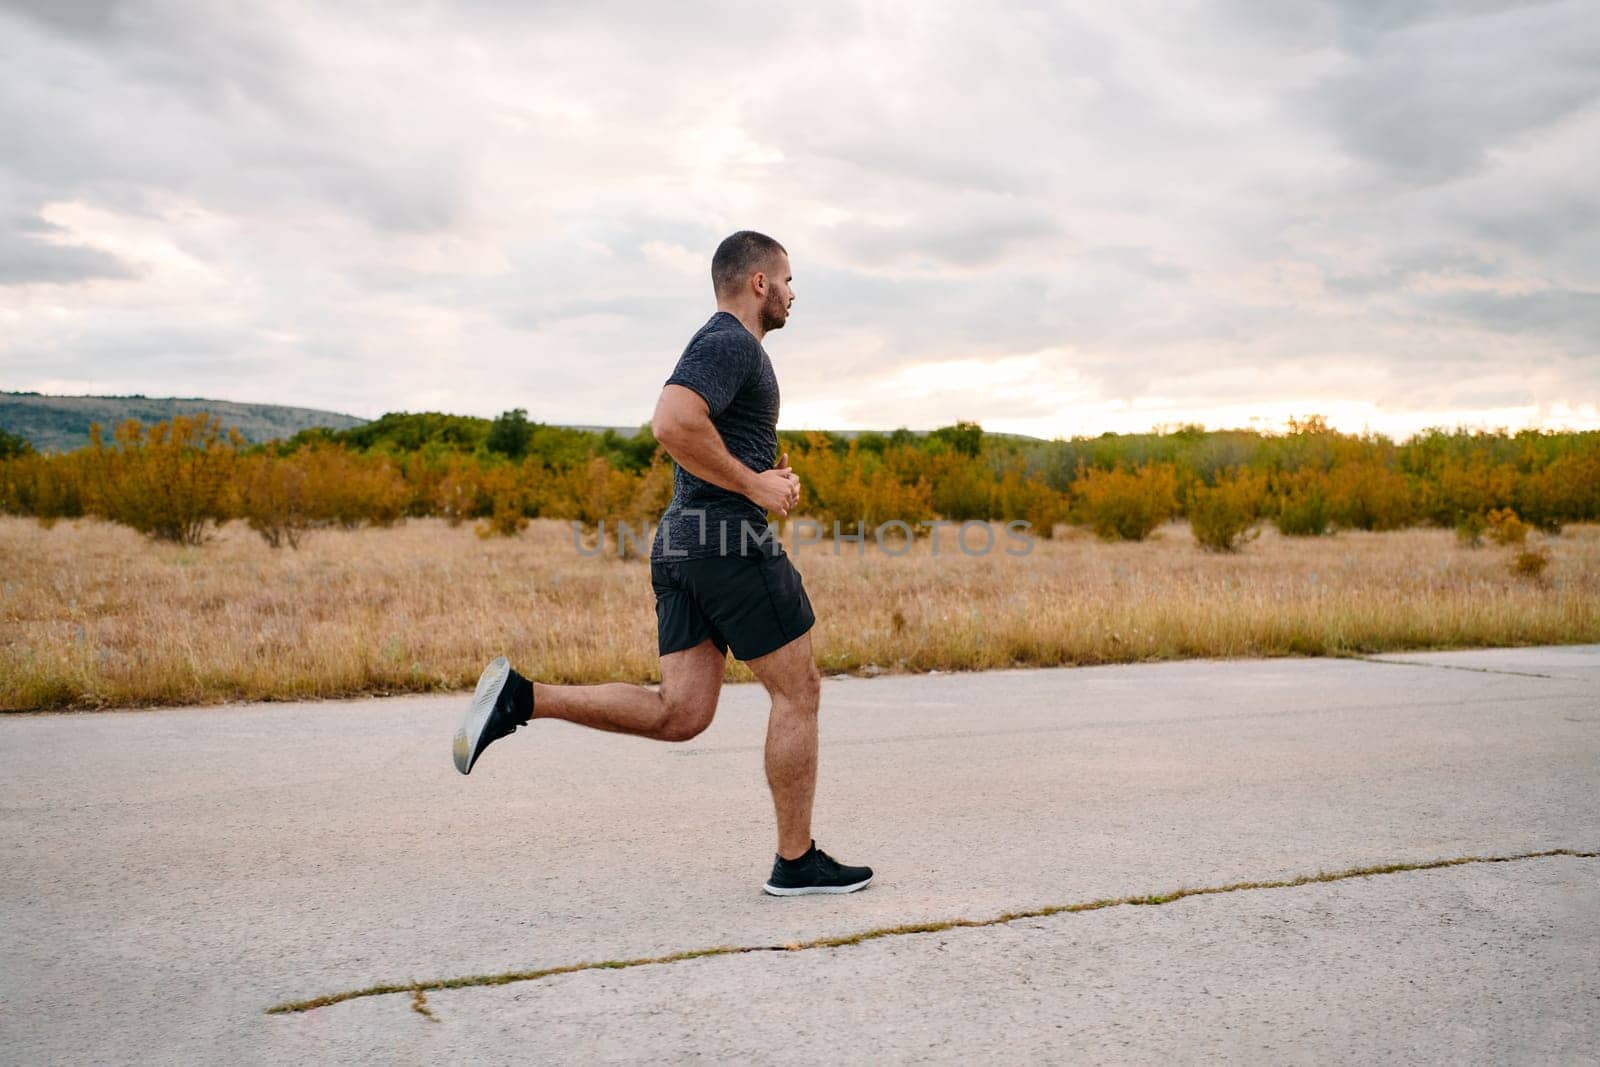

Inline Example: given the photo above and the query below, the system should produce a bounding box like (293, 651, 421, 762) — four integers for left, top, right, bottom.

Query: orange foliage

(2, 416, 1596, 552)
(85, 415, 242, 544)
(1072, 464, 1178, 541)
(1327, 462, 1415, 531)
(1187, 468, 1267, 551)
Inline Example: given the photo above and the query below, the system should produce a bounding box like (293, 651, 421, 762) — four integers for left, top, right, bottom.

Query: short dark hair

(711, 231, 786, 298)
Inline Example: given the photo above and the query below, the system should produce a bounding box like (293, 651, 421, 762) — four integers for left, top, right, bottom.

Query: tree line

(0, 411, 1595, 552)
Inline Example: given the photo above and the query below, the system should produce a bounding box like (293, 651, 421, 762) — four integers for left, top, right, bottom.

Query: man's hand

(748, 452, 801, 516)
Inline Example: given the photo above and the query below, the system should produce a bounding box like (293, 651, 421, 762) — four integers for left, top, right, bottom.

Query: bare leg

(532, 638, 726, 743)
(746, 631, 822, 860)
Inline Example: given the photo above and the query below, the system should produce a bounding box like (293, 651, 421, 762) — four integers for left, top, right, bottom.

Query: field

(3, 515, 1595, 712)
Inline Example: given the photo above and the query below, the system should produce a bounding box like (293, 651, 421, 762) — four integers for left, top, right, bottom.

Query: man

(453, 231, 873, 896)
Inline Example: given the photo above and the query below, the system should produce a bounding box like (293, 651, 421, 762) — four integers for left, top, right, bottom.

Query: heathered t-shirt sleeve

(664, 328, 759, 418)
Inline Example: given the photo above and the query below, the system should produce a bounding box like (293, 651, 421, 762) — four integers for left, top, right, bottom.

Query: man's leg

(532, 637, 726, 742)
(745, 631, 822, 860)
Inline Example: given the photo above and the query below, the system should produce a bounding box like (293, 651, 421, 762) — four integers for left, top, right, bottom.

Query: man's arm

(652, 385, 799, 516)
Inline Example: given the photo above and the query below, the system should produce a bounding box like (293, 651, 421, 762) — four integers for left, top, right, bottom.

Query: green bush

(1454, 512, 1486, 548)
(1187, 469, 1265, 552)
(0, 427, 34, 459)
(1271, 471, 1332, 536)
(929, 421, 983, 458)
(485, 408, 532, 460)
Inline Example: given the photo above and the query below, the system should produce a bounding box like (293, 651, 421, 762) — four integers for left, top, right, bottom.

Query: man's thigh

(659, 637, 727, 710)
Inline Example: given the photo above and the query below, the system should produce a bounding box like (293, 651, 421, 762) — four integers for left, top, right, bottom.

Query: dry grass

(3, 516, 1597, 711)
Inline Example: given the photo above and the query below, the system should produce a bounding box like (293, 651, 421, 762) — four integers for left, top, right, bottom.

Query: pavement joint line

(1356, 656, 1558, 680)
(264, 847, 1598, 1018)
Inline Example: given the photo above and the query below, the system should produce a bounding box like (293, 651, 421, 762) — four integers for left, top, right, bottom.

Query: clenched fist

(750, 452, 802, 516)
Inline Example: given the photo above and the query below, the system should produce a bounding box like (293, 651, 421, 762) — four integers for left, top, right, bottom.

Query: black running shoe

(452, 656, 533, 775)
(763, 842, 874, 896)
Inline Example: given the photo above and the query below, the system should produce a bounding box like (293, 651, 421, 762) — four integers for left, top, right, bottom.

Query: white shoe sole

(762, 876, 873, 896)
(453, 655, 510, 775)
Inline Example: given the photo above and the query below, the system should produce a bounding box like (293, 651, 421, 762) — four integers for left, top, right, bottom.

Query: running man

(453, 231, 873, 896)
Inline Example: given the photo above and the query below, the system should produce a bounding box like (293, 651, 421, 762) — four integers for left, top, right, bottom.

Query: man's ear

(751, 271, 767, 296)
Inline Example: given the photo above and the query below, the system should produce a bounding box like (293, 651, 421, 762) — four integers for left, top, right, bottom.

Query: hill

(0, 392, 369, 453)
(0, 391, 1042, 457)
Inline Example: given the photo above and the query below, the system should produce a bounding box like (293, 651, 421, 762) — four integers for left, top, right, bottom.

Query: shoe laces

(489, 692, 524, 740)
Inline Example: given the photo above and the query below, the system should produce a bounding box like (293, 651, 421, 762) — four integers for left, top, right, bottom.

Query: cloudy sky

(2, 0, 1596, 439)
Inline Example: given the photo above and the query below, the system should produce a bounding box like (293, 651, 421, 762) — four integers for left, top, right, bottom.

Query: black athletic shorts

(651, 543, 816, 661)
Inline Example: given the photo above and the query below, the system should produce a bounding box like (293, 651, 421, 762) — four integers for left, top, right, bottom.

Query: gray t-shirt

(650, 311, 780, 560)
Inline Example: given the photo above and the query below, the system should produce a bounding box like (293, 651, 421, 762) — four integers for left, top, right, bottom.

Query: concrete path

(2, 647, 1596, 1064)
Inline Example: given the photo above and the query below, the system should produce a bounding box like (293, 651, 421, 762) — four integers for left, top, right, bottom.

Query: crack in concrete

(1356, 656, 1559, 680)
(265, 847, 1598, 1018)
(408, 988, 439, 1023)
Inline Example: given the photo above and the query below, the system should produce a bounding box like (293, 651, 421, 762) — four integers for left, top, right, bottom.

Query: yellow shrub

(1510, 546, 1550, 580)
(476, 497, 529, 539)
(0, 452, 89, 521)
(627, 457, 676, 525)
(236, 451, 318, 548)
(1515, 452, 1600, 531)
(796, 439, 933, 535)
(1485, 507, 1529, 547)
(1187, 468, 1266, 552)
(989, 462, 1068, 538)
(306, 447, 410, 528)
(925, 451, 993, 521)
(1328, 462, 1414, 531)
(430, 456, 489, 526)
(1072, 463, 1178, 542)
(1421, 458, 1517, 525)
(85, 415, 241, 544)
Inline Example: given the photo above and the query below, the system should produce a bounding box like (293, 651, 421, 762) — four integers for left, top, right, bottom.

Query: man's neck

(716, 303, 765, 342)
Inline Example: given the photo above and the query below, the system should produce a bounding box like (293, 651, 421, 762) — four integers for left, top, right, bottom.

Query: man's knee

(749, 633, 821, 711)
(800, 662, 821, 705)
(657, 693, 717, 742)
(778, 661, 821, 713)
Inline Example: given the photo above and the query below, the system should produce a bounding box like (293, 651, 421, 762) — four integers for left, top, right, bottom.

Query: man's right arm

(651, 385, 799, 516)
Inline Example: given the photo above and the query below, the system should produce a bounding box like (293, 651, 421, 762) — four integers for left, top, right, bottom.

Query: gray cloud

(0, 0, 119, 37)
(1425, 288, 1600, 350)
(1321, 245, 1504, 296)
(823, 205, 1063, 271)
(0, 217, 138, 284)
(0, 3, 471, 233)
(1299, 1, 1600, 182)
(1468, 194, 1599, 265)
(0, 0, 1594, 434)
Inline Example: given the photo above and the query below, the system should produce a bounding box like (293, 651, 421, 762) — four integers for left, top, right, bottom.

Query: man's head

(712, 230, 793, 334)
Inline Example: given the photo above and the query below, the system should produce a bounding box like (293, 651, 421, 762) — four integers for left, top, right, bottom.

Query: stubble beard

(758, 290, 789, 333)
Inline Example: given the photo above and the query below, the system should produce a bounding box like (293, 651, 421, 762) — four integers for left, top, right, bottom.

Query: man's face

(757, 252, 794, 332)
